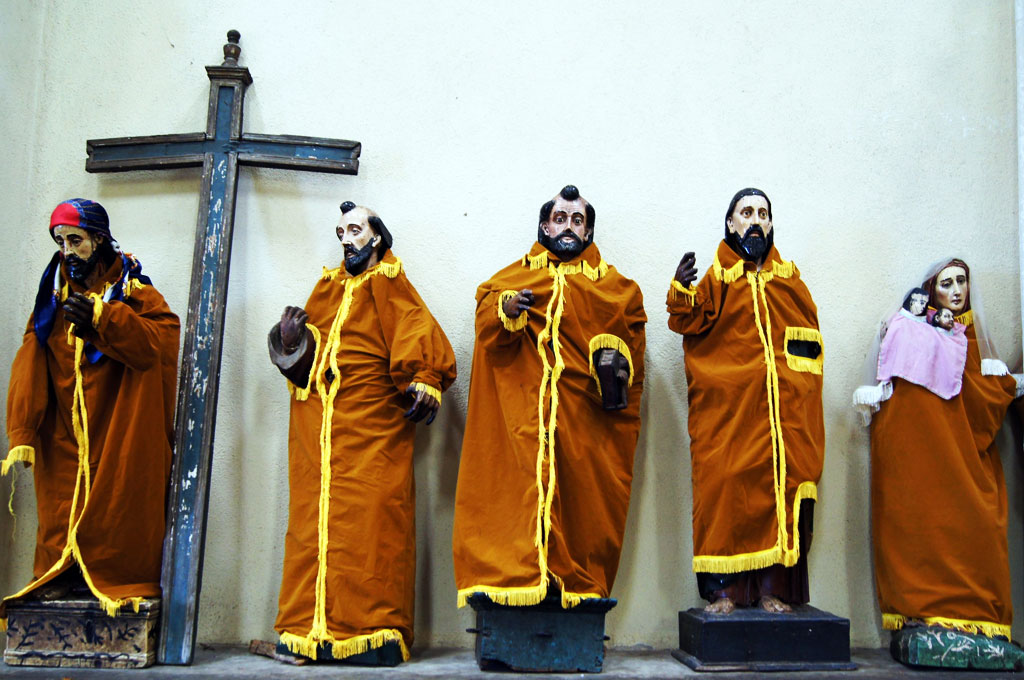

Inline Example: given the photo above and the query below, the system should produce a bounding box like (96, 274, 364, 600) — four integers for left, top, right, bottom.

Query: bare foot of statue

(704, 597, 735, 614)
(34, 581, 73, 601)
(759, 595, 792, 613)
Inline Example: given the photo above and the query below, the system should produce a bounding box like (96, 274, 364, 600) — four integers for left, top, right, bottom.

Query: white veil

(852, 257, 1015, 425)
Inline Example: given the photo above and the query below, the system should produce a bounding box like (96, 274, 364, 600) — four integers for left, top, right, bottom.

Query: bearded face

(539, 196, 591, 259)
(726, 195, 773, 263)
(336, 207, 381, 276)
(53, 225, 103, 284)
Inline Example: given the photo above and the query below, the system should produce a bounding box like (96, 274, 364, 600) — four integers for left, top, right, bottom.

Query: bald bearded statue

(268, 202, 456, 664)
(2, 198, 179, 623)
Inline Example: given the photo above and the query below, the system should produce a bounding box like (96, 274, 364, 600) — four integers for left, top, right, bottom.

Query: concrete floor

(1, 646, 1021, 679)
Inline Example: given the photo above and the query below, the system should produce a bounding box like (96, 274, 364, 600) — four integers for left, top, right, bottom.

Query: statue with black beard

(264, 201, 456, 664)
(668, 188, 826, 621)
(452, 185, 646, 650)
(1, 197, 180, 626)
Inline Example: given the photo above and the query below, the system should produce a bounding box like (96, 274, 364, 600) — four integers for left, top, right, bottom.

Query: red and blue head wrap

(49, 198, 113, 240)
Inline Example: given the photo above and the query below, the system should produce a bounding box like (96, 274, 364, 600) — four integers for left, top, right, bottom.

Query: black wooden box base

(673, 605, 856, 672)
(4, 597, 160, 669)
(467, 592, 616, 672)
(273, 640, 403, 666)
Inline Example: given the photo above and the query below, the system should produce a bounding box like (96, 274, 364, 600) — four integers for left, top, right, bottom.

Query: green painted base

(890, 626, 1024, 671)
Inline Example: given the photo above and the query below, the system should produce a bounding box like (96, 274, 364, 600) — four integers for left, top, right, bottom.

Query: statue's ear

(540, 221, 551, 236)
(372, 234, 381, 247)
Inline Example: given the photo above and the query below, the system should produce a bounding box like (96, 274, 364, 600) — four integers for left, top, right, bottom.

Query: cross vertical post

(85, 31, 361, 665)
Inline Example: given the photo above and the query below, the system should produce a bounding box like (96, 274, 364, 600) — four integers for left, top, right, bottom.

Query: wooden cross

(85, 30, 361, 665)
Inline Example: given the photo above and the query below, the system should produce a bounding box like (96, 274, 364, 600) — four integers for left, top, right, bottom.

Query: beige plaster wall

(1, 0, 1021, 651)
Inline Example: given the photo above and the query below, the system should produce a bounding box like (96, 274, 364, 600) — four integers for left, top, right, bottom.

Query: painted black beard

(727, 225, 773, 263)
(66, 252, 100, 285)
(343, 239, 377, 275)
(539, 229, 588, 260)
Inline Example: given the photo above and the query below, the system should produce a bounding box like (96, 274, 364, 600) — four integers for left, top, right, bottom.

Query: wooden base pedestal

(466, 592, 616, 673)
(890, 626, 1024, 671)
(4, 597, 160, 669)
(673, 605, 855, 672)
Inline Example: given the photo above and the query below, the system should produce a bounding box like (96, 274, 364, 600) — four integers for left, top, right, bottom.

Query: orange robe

(453, 242, 646, 609)
(667, 242, 824, 575)
(1, 258, 179, 623)
(871, 315, 1016, 638)
(274, 251, 456, 661)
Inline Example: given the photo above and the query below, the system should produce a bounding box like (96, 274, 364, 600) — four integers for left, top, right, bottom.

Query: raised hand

(502, 289, 535, 319)
(404, 385, 440, 425)
(63, 292, 96, 337)
(279, 306, 309, 353)
(674, 252, 698, 287)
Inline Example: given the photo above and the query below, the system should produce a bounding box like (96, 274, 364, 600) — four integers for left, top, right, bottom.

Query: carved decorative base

(673, 605, 855, 672)
(890, 626, 1024, 671)
(4, 597, 160, 669)
(466, 592, 617, 673)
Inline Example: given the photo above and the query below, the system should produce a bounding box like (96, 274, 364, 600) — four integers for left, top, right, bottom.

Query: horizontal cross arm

(86, 133, 209, 173)
(236, 133, 361, 175)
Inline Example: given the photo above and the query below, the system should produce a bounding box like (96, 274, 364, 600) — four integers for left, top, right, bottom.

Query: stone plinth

(467, 592, 617, 673)
(672, 605, 855, 672)
(890, 626, 1024, 671)
(4, 597, 159, 669)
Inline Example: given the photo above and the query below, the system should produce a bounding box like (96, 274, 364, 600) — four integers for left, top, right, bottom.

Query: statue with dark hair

(902, 287, 929, 317)
(267, 202, 456, 664)
(668, 188, 825, 615)
(454, 184, 646, 618)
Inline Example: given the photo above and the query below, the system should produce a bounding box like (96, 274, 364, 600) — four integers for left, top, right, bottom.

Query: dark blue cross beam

(85, 31, 360, 666)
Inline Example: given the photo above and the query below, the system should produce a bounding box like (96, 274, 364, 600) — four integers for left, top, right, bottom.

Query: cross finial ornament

(86, 31, 361, 666)
(222, 30, 241, 66)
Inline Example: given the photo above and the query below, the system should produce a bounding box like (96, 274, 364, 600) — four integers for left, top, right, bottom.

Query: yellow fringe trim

(122, 278, 145, 297)
(322, 258, 402, 283)
(0, 617, 6, 632)
(712, 252, 795, 284)
(457, 583, 549, 609)
(587, 333, 634, 395)
(286, 323, 321, 402)
(279, 628, 410, 662)
(2, 446, 34, 476)
(954, 309, 974, 327)
(713, 251, 745, 284)
(771, 259, 795, 279)
(409, 381, 442, 403)
(561, 590, 602, 609)
(498, 290, 530, 332)
(522, 250, 609, 281)
(883, 613, 1011, 639)
(693, 482, 817, 573)
(668, 279, 697, 303)
(296, 258, 404, 645)
(784, 326, 824, 375)
(692, 269, 809, 575)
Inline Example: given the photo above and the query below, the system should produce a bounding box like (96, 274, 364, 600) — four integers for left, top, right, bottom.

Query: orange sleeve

(375, 273, 457, 396)
(667, 266, 721, 336)
(475, 285, 531, 354)
(91, 287, 180, 372)
(625, 285, 647, 385)
(5, 320, 49, 467)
